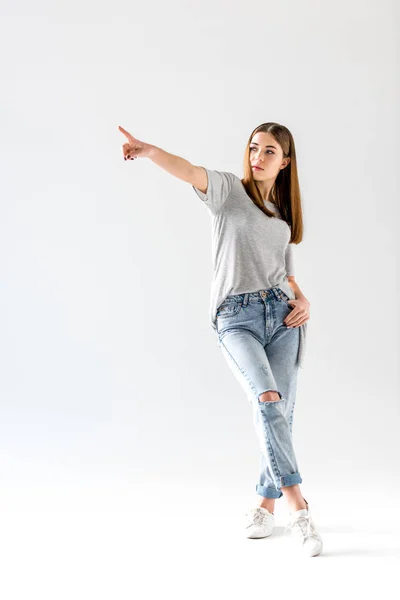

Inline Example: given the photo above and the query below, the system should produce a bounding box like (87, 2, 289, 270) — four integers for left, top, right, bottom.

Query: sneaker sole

(246, 528, 274, 539)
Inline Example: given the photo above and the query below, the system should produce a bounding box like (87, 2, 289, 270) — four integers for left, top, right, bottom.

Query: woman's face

(249, 131, 290, 181)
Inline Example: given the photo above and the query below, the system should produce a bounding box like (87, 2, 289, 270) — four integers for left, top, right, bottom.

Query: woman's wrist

(147, 144, 157, 159)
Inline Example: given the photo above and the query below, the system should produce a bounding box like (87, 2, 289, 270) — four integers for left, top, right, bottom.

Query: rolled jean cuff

(256, 484, 283, 499)
(280, 472, 302, 487)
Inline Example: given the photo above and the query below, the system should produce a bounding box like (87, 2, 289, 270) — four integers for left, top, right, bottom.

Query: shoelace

(284, 513, 321, 541)
(246, 507, 272, 527)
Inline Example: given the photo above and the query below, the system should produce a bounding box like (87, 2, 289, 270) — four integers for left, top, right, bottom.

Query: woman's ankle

(258, 498, 275, 513)
(288, 497, 307, 513)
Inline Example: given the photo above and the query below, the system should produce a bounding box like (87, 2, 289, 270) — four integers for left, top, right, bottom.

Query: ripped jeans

(216, 286, 302, 499)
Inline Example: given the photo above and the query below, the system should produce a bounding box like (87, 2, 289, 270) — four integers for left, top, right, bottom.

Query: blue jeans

(216, 286, 302, 499)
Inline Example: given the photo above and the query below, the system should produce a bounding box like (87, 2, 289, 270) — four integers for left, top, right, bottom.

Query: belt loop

(243, 293, 249, 307)
(273, 287, 280, 301)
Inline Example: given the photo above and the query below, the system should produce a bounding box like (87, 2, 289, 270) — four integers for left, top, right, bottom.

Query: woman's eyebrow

(250, 142, 277, 149)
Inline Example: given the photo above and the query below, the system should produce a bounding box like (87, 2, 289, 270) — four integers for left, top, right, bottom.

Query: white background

(1, 0, 399, 597)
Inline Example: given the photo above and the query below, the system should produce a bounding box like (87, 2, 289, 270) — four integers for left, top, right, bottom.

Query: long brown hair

(241, 122, 304, 244)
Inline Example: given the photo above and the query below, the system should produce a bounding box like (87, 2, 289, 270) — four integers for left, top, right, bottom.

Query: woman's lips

(252, 166, 263, 170)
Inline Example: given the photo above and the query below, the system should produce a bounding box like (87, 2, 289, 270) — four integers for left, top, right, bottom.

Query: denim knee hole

(258, 390, 283, 403)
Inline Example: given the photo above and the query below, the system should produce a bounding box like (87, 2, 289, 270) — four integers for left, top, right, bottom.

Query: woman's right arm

(148, 146, 208, 194)
(118, 125, 208, 193)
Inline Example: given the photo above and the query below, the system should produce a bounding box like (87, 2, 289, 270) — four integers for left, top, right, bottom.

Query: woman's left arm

(284, 276, 310, 328)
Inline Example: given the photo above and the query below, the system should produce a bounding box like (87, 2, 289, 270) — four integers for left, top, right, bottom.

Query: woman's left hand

(284, 298, 310, 328)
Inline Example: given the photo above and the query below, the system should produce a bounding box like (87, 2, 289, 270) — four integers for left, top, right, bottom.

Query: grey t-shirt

(192, 167, 307, 369)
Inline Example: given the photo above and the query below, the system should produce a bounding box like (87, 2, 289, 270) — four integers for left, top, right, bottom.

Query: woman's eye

(250, 147, 273, 154)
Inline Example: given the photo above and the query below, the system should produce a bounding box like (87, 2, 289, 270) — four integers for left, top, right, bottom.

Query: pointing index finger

(118, 125, 134, 141)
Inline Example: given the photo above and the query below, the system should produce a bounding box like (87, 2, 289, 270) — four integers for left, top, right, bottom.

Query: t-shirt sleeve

(192, 168, 236, 215)
(285, 243, 295, 277)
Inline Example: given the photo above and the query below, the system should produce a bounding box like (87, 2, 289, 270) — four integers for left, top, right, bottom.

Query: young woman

(119, 122, 323, 557)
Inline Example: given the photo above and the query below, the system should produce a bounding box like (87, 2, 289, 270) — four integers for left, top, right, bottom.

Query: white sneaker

(285, 498, 323, 556)
(245, 506, 275, 538)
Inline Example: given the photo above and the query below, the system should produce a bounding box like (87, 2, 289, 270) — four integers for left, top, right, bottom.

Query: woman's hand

(118, 126, 154, 160)
(284, 298, 310, 328)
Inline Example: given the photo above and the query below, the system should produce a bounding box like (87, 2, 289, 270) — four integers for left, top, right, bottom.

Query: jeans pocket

(216, 298, 242, 318)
